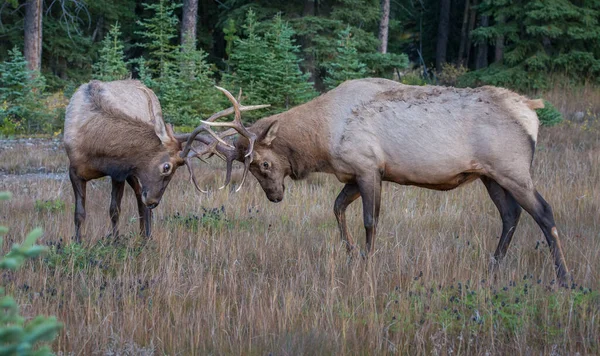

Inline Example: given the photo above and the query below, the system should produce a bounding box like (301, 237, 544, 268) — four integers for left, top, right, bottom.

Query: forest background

(1, 0, 599, 133)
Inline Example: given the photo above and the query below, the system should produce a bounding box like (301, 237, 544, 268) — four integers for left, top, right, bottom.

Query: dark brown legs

(109, 180, 125, 237)
(333, 174, 382, 256)
(113, 177, 152, 238)
(69, 166, 87, 242)
(127, 176, 152, 237)
(69, 170, 152, 241)
(334, 184, 360, 252)
(485, 175, 570, 285)
(358, 176, 382, 254)
(481, 177, 522, 262)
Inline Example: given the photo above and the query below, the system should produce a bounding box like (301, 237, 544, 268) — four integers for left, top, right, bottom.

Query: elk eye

(262, 161, 270, 169)
(162, 163, 171, 174)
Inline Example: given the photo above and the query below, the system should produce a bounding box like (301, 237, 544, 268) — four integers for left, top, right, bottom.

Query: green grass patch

(34, 199, 65, 213)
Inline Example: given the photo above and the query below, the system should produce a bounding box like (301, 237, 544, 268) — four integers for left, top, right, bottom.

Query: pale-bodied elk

(64, 79, 267, 241)
(230, 78, 570, 285)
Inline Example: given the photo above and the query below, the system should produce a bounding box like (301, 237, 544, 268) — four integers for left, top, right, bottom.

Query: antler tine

(184, 158, 208, 193)
(201, 86, 259, 158)
(191, 140, 226, 161)
(180, 104, 269, 159)
(218, 155, 235, 190)
(236, 155, 253, 192)
(180, 85, 269, 193)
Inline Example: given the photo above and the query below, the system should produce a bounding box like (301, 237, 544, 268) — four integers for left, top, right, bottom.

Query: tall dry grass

(0, 114, 599, 354)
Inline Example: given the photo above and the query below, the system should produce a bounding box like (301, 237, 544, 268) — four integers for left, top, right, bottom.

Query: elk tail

(527, 99, 545, 110)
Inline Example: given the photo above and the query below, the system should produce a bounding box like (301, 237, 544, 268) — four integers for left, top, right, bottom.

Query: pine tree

(468, 0, 600, 89)
(223, 9, 275, 113)
(158, 37, 221, 126)
(92, 22, 129, 81)
(224, 10, 317, 119)
(0, 47, 48, 133)
(264, 14, 317, 109)
(135, 0, 180, 76)
(323, 26, 367, 90)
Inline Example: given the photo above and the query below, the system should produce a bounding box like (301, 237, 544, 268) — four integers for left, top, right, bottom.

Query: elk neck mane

(252, 103, 334, 180)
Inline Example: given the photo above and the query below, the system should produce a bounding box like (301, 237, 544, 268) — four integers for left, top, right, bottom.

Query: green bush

(92, 22, 130, 81)
(0, 192, 62, 355)
(0, 47, 51, 134)
(536, 100, 563, 126)
(323, 26, 367, 90)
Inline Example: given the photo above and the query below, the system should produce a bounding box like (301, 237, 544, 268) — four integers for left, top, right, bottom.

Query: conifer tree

(135, 0, 180, 76)
(223, 9, 273, 108)
(92, 22, 129, 81)
(158, 37, 220, 125)
(323, 26, 367, 90)
(225, 10, 317, 118)
(469, 0, 600, 89)
(0, 47, 47, 133)
(265, 14, 317, 109)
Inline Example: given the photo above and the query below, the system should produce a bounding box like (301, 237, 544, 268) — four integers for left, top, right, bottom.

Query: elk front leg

(357, 174, 382, 255)
(127, 176, 152, 237)
(109, 179, 125, 238)
(69, 167, 87, 242)
(334, 184, 361, 253)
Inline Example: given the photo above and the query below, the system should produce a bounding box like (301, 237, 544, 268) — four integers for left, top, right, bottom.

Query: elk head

(229, 119, 290, 202)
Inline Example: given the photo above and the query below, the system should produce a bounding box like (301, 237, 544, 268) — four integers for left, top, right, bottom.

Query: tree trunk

(457, 0, 470, 65)
(475, 15, 489, 69)
(465, 0, 478, 67)
(303, 0, 315, 16)
(181, 0, 198, 47)
(436, 0, 451, 71)
(378, 0, 390, 54)
(494, 15, 505, 63)
(24, 0, 43, 72)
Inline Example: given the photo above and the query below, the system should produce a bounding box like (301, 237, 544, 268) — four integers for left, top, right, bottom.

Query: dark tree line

(2, 0, 599, 91)
(0, 0, 598, 134)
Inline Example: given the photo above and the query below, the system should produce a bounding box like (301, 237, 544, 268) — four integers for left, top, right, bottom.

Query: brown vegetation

(0, 118, 598, 354)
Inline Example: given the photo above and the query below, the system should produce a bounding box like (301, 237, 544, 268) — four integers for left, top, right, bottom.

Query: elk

(64, 79, 266, 241)
(229, 78, 570, 284)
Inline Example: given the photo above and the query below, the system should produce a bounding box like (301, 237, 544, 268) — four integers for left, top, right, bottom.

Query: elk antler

(180, 86, 269, 193)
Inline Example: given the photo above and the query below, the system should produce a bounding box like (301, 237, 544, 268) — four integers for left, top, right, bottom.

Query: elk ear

(261, 120, 279, 146)
(138, 86, 174, 146)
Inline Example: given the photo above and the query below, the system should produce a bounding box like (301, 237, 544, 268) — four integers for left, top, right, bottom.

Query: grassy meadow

(0, 116, 599, 354)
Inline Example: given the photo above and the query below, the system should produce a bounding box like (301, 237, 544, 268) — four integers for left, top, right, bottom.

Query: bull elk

(63, 79, 267, 241)
(230, 78, 570, 284)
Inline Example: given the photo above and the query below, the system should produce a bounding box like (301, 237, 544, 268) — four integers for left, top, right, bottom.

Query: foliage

(0, 47, 50, 134)
(0, 192, 62, 355)
(323, 27, 367, 90)
(154, 39, 221, 126)
(536, 99, 564, 126)
(224, 10, 316, 119)
(470, 0, 600, 90)
(92, 22, 130, 81)
(0, 0, 598, 133)
(437, 63, 468, 86)
(263, 14, 318, 109)
(34, 199, 66, 213)
(135, 0, 181, 75)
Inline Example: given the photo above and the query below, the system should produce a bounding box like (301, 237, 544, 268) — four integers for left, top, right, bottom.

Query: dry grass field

(0, 116, 599, 354)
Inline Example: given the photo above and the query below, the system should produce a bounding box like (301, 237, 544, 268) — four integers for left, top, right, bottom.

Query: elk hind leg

(109, 179, 125, 238)
(69, 167, 87, 242)
(334, 183, 360, 253)
(494, 175, 569, 286)
(127, 176, 152, 237)
(481, 176, 523, 265)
